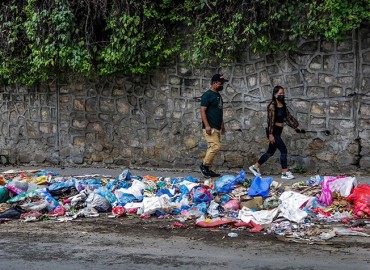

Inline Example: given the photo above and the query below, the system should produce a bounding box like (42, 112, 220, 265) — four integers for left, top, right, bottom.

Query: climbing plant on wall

(0, 0, 369, 86)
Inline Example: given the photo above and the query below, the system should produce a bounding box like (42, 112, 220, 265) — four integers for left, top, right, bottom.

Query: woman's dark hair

(271, 85, 287, 112)
(272, 85, 283, 101)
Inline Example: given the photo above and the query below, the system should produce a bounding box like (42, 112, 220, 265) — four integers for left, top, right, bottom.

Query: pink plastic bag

(223, 199, 240, 210)
(318, 176, 346, 206)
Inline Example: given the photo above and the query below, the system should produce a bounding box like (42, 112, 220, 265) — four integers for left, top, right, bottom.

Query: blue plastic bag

(184, 176, 199, 183)
(178, 184, 190, 195)
(248, 176, 273, 197)
(95, 187, 118, 205)
(156, 188, 175, 197)
(116, 169, 132, 181)
(193, 187, 213, 203)
(215, 170, 246, 193)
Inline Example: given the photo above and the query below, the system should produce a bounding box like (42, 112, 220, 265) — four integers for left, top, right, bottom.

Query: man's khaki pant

(202, 129, 221, 168)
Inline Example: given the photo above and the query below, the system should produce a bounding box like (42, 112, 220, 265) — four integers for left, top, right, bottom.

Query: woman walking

(249, 85, 304, 180)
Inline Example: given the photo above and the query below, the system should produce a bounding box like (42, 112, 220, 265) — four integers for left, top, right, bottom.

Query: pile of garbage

(0, 168, 369, 242)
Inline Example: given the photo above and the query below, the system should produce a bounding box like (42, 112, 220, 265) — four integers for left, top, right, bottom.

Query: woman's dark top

(266, 101, 299, 136)
(275, 107, 285, 123)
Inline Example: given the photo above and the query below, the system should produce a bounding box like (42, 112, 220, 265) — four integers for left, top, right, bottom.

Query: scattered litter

(228, 232, 238, 237)
(0, 168, 369, 244)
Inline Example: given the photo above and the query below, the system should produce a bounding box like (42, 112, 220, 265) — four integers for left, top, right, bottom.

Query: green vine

(0, 0, 369, 86)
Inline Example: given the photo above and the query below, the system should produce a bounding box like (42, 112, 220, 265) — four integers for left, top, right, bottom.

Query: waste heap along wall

(1, 28, 370, 175)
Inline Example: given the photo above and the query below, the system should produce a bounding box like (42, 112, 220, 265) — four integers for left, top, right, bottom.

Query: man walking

(200, 74, 228, 178)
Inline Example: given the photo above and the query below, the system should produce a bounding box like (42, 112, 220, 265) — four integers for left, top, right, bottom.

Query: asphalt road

(1, 216, 370, 270)
(1, 165, 370, 270)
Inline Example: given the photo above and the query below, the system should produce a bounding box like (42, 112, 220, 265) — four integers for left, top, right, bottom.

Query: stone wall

(1, 27, 370, 174)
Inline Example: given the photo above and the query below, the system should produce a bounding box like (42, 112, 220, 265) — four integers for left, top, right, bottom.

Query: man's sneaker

(208, 170, 221, 178)
(281, 171, 295, 180)
(249, 165, 261, 177)
(200, 163, 211, 178)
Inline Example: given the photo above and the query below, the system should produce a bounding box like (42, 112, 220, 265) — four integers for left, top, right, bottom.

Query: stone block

(329, 101, 351, 117)
(337, 40, 352, 52)
(338, 62, 354, 74)
(73, 99, 85, 110)
(71, 155, 84, 164)
(323, 55, 336, 71)
(19, 153, 31, 163)
(328, 86, 343, 97)
(318, 74, 335, 84)
(310, 55, 322, 70)
(114, 159, 130, 166)
(247, 74, 257, 87)
(310, 101, 327, 116)
(302, 70, 317, 84)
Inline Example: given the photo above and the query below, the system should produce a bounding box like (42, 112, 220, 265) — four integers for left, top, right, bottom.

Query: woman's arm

(285, 107, 299, 129)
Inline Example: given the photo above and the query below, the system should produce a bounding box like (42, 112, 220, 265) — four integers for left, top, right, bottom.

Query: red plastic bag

(47, 205, 66, 217)
(112, 206, 126, 217)
(346, 184, 370, 216)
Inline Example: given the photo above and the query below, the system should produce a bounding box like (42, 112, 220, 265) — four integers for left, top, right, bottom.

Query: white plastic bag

(139, 195, 172, 215)
(85, 193, 111, 212)
(327, 176, 357, 197)
(238, 207, 279, 225)
(278, 191, 311, 223)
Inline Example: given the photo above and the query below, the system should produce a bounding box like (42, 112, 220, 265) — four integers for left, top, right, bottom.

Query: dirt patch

(2, 214, 369, 250)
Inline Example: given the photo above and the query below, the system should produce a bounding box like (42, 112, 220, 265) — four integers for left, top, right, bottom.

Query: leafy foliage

(0, 0, 369, 86)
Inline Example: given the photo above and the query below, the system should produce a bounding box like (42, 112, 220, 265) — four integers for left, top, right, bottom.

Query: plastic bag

(0, 186, 9, 203)
(248, 176, 272, 197)
(223, 199, 240, 210)
(214, 170, 246, 193)
(47, 181, 70, 196)
(7, 180, 28, 193)
(116, 169, 132, 181)
(115, 179, 145, 199)
(328, 176, 357, 197)
(139, 195, 172, 215)
(278, 191, 311, 223)
(47, 205, 66, 217)
(20, 200, 49, 211)
(112, 206, 126, 217)
(37, 189, 60, 211)
(86, 193, 111, 212)
(115, 193, 137, 205)
(346, 184, 370, 216)
(156, 188, 175, 197)
(95, 187, 117, 205)
(207, 201, 220, 218)
(318, 176, 356, 206)
(193, 187, 213, 203)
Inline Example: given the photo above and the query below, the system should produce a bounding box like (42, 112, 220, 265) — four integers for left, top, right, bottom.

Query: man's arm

(200, 106, 212, 135)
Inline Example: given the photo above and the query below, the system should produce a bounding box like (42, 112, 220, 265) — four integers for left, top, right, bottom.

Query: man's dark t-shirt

(201, 89, 223, 130)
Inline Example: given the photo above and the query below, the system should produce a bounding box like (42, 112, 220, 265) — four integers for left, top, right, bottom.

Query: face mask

(217, 86, 224, 91)
(277, 95, 285, 102)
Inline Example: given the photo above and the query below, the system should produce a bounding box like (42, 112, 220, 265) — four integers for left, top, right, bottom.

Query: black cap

(211, 74, 229, 83)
